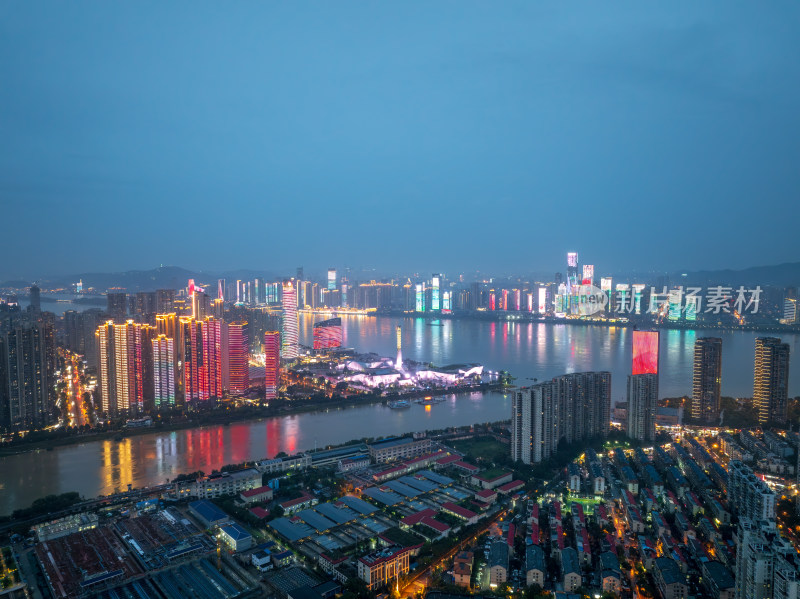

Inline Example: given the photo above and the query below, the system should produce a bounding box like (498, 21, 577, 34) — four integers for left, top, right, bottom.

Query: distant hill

(1, 266, 279, 292)
(679, 262, 800, 288)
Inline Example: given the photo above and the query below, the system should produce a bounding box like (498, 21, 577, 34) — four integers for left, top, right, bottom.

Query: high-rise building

(254, 277, 266, 305)
(181, 316, 222, 402)
(192, 290, 211, 320)
(566, 252, 579, 292)
(631, 330, 659, 375)
(64, 309, 104, 364)
(132, 291, 157, 324)
(227, 322, 249, 395)
(511, 372, 611, 464)
(327, 269, 337, 291)
(415, 283, 425, 312)
(581, 265, 593, 286)
(264, 331, 280, 400)
(668, 288, 683, 321)
(627, 374, 658, 442)
(430, 274, 441, 311)
(217, 279, 226, 301)
(155, 289, 176, 314)
(152, 334, 175, 409)
(313, 318, 343, 350)
(729, 461, 776, 521)
(281, 282, 299, 360)
(735, 518, 800, 599)
(154, 312, 183, 403)
(754, 337, 790, 425)
(0, 320, 55, 431)
(692, 337, 722, 423)
(627, 329, 659, 441)
(96, 320, 155, 415)
(29, 284, 41, 313)
(107, 292, 128, 322)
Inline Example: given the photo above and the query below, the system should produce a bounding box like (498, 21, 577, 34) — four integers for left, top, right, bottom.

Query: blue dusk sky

(1, 2, 799, 279)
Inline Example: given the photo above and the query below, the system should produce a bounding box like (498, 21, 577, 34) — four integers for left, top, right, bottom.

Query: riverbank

(0, 382, 506, 456)
(375, 309, 800, 334)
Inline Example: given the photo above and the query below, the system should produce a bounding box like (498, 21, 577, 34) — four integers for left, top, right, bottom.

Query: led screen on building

(538, 288, 547, 313)
(567, 252, 578, 268)
(313, 317, 343, 350)
(668, 289, 683, 321)
(415, 283, 424, 312)
(632, 330, 659, 375)
(431, 275, 440, 311)
(582, 265, 594, 285)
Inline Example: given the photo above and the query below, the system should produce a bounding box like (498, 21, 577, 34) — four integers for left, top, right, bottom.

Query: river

(2, 312, 799, 515)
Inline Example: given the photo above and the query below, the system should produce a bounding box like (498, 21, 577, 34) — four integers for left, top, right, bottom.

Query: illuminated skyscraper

(281, 281, 299, 359)
(227, 322, 249, 395)
(217, 279, 226, 301)
(581, 265, 594, 286)
(600, 278, 612, 313)
(181, 317, 222, 402)
(753, 337, 790, 425)
(692, 337, 722, 423)
(327, 269, 337, 291)
(566, 252, 579, 292)
(627, 330, 659, 441)
(415, 283, 425, 312)
(264, 331, 280, 400)
(153, 334, 175, 409)
(192, 290, 210, 320)
(96, 320, 154, 415)
(313, 318, 342, 350)
(431, 274, 441, 311)
(668, 288, 683, 321)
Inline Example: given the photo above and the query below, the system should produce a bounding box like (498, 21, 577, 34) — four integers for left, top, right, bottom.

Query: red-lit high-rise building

(227, 322, 249, 395)
(313, 318, 343, 350)
(264, 331, 281, 400)
(181, 316, 222, 402)
(627, 330, 660, 441)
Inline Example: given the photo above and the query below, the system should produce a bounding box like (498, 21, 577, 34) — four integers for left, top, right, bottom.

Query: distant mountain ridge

(1, 266, 279, 292)
(3, 262, 800, 292)
(678, 262, 800, 287)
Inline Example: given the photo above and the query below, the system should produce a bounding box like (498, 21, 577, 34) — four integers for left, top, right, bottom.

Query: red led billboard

(632, 330, 659, 375)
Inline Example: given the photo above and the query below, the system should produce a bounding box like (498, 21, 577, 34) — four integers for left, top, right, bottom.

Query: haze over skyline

(2, 2, 800, 280)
